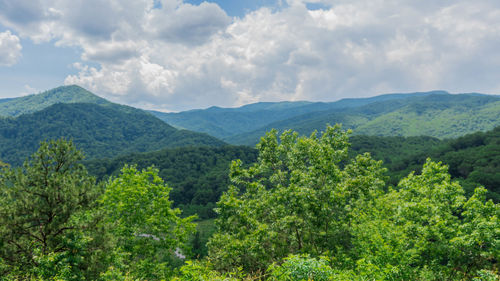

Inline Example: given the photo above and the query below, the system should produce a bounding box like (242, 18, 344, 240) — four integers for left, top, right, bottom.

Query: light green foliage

(0, 139, 106, 280)
(172, 260, 246, 281)
(102, 165, 196, 279)
(268, 254, 333, 281)
(85, 145, 258, 220)
(208, 125, 387, 272)
(351, 159, 499, 279)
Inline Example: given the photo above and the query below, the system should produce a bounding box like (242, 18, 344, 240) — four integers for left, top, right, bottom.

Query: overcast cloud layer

(1, 0, 500, 111)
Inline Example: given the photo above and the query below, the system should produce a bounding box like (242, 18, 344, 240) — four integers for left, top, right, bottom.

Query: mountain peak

(0, 85, 111, 117)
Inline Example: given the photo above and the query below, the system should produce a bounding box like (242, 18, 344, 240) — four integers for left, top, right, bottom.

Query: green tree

(351, 160, 499, 279)
(0, 139, 106, 279)
(208, 125, 387, 273)
(102, 165, 196, 279)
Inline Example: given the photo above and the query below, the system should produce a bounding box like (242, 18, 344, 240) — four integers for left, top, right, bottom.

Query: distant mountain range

(2, 84, 499, 207)
(151, 91, 500, 145)
(0, 86, 224, 165)
(3, 85, 500, 165)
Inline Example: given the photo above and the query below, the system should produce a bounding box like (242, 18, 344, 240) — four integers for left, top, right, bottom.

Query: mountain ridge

(0, 102, 225, 165)
(0, 85, 112, 117)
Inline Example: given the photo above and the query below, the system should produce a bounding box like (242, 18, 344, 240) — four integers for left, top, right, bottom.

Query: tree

(0, 139, 105, 279)
(102, 165, 196, 279)
(351, 159, 499, 279)
(207, 125, 387, 272)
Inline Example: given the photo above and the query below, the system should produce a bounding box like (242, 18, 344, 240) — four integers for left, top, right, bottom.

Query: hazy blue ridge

(225, 93, 500, 145)
(150, 91, 449, 140)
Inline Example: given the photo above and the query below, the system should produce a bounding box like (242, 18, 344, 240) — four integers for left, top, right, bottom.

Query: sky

(0, 0, 500, 112)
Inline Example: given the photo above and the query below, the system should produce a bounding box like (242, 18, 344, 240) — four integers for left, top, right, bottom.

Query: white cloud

(0, 30, 22, 66)
(2, 0, 500, 110)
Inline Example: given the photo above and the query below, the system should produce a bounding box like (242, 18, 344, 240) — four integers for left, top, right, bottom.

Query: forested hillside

(0, 103, 225, 165)
(3, 127, 497, 280)
(83, 127, 500, 225)
(226, 93, 500, 145)
(0, 85, 111, 117)
(372, 126, 500, 201)
(150, 91, 444, 139)
(85, 145, 258, 219)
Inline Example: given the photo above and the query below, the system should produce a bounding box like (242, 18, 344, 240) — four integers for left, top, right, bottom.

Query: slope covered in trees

(0, 85, 111, 117)
(150, 91, 443, 139)
(1, 129, 498, 280)
(202, 126, 499, 280)
(84, 126, 500, 223)
(374, 126, 500, 201)
(0, 102, 225, 165)
(226, 93, 500, 145)
(85, 145, 258, 219)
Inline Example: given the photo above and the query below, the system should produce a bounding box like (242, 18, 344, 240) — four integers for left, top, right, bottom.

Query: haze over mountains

(1, 85, 500, 170)
(151, 91, 500, 145)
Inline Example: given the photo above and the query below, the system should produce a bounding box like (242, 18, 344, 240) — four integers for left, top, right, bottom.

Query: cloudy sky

(0, 0, 499, 111)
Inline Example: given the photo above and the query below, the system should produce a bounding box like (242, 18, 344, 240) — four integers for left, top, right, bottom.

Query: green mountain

(225, 93, 500, 145)
(0, 102, 225, 165)
(150, 91, 447, 140)
(0, 85, 111, 117)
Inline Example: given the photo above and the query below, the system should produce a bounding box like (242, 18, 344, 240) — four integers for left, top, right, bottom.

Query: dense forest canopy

(84, 126, 500, 223)
(0, 102, 225, 166)
(2, 127, 497, 280)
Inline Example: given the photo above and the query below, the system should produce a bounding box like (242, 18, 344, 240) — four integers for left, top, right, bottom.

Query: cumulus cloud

(0, 30, 22, 66)
(2, 0, 500, 110)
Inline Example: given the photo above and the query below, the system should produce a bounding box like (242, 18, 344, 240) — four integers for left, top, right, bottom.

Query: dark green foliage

(346, 128, 500, 201)
(85, 145, 258, 219)
(0, 102, 225, 166)
(383, 127, 500, 201)
(0, 85, 111, 117)
(0, 139, 108, 279)
(189, 219, 216, 259)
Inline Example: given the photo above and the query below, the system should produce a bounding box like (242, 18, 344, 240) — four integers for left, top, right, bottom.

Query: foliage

(208, 125, 387, 272)
(172, 260, 247, 281)
(205, 126, 499, 280)
(350, 160, 499, 279)
(189, 219, 217, 259)
(0, 102, 225, 166)
(372, 127, 500, 201)
(85, 145, 258, 219)
(102, 165, 196, 279)
(267, 254, 333, 281)
(0, 139, 108, 280)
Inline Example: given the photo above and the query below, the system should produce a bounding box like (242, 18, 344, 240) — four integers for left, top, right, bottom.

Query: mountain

(149, 91, 443, 140)
(0, 85, 111, 117)
(0, 102, 225, 165)
(225, 93, 500, 145)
